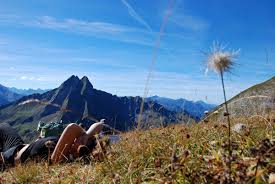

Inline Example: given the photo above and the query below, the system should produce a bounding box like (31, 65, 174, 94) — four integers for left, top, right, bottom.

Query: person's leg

(51, 123, 85, 164)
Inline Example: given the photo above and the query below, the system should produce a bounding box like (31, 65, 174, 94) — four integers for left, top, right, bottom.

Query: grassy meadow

(0, 116, 274, 184)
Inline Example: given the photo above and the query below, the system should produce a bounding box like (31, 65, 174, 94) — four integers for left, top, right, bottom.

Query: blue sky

(0, 0, 274, 104)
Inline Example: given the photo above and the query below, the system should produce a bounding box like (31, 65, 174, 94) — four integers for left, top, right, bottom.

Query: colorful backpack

(37, 121, 65, 138)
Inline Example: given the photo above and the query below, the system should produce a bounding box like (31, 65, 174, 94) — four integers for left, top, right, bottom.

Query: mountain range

(1, 75, 273, 141)
(146, 96, 216, 119)
(0, 75, 192, 140)
(0, 84, 23, 106)
(8, 87, 49, 96)
(0, 80, 215, 121)
(0, 85, 49, 106)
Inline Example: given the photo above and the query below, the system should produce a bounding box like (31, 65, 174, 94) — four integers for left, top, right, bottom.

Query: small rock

(232, 123, 248, 134)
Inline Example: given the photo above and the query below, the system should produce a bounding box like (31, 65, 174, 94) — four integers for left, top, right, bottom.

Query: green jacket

(37, 121, 64, 138)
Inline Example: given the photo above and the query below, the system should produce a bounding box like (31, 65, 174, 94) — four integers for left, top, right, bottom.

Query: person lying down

(0, 120, 105, 171)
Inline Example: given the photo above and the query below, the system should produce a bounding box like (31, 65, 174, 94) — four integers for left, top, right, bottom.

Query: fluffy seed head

(206, 42, 239, 74)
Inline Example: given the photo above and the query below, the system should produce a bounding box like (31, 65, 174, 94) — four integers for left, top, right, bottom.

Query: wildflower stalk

(220, 70, 232, 178)
(205, 42, 239, 182)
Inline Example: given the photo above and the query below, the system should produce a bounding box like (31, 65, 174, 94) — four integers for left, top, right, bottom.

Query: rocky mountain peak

(81, 76, 93, 90)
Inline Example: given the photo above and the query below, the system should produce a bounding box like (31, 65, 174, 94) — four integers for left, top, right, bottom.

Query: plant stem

(220, 70, 232, 181)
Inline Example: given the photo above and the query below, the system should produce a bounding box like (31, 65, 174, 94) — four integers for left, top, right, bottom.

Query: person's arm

(72, 121, 105, 151)
(0, 152, 4, 165)
(14, 144, 29, 166)
(86, 119, 105, 138)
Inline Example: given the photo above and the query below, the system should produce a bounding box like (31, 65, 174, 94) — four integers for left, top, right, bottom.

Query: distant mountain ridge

(0, 75, 193, 140)
(0, 84, 23, 106)
(146, 96, 216, 119)
(9, 87, 49, 96)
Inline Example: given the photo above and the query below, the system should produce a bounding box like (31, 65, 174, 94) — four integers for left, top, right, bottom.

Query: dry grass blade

(137, 0, 175, 129)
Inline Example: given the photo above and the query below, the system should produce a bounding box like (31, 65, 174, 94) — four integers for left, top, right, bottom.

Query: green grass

(0, 117, 274, 183)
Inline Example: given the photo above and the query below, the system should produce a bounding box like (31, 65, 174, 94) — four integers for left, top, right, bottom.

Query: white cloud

(19, 76, 46, 81)
(166, 1, 209, 32)
(170, 14, 209, 31)
(120, 0, 152, 32)
(31, 16, 156, 46)
(0, 14, 156, 46)
(20, 76, 28, 80)
(34, 16, 130, 34)
(0, 14, 199, 47)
